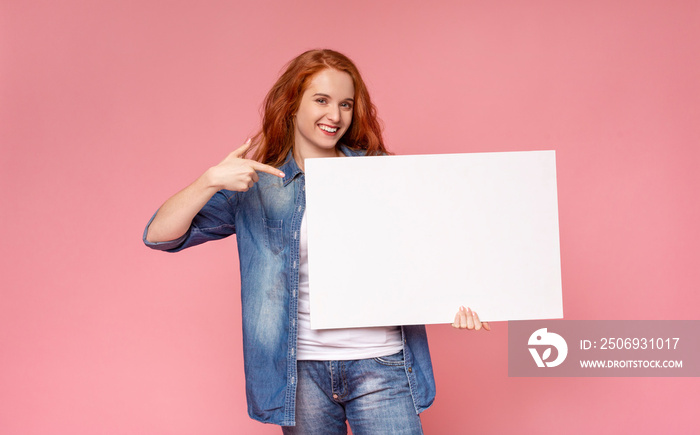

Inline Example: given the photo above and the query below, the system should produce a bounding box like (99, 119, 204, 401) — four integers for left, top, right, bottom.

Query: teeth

(319, 125, 338, 133)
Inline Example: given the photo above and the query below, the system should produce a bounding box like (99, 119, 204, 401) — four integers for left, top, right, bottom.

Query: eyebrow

(312, 93, 354, 102)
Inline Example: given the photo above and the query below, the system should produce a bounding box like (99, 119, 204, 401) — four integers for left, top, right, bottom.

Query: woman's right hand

(145, 139, 285, 243)
(207, 139, 285, 192)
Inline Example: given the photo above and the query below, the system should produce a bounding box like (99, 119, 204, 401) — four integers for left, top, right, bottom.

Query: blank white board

(305, 150, 562, 329)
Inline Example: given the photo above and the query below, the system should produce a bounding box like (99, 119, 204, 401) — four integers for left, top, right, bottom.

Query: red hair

(251, 49, 389, 167)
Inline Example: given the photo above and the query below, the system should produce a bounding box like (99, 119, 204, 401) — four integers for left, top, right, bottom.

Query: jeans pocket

(263, 218, 284, 255)
(373, 350, 405, 367)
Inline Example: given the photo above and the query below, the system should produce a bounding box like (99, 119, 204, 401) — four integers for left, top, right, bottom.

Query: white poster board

(305, 150, 562, 329)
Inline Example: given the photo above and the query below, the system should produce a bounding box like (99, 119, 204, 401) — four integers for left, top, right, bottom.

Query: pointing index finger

(251, 161, 285, 178)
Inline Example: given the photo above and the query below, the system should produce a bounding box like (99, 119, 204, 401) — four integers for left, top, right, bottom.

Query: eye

(315, 98, 327, 104)
(341, 102, 353, 110)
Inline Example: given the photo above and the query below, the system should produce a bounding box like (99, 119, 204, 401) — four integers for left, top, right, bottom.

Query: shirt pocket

(262, 218, 284, 255)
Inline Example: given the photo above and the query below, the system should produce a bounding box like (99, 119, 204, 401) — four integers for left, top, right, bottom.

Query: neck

(293, 146, 342, 172)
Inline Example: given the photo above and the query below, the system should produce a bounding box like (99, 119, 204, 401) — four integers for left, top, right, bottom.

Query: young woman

(144, 49, 489, 434)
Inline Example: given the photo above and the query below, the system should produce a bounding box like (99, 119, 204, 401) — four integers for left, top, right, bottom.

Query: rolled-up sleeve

(143, 189, 238, 253)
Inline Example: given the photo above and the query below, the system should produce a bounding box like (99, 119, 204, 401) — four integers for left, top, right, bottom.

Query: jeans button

(333, 393, 338, 399)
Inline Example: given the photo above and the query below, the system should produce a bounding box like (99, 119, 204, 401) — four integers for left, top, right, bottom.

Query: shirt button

(293, 261, 297, 268)
(408, 367, 413, 373)
(333, 393, 338, 399)
(294, 231, 298, 239)
(291, 377, 295, 383)
(298, 206, 302, 212)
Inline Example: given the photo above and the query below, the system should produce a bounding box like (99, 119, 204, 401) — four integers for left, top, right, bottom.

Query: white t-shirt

(296, 212, 403, 360)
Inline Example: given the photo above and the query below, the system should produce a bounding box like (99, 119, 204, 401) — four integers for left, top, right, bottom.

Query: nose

(326, 104, 340, 123)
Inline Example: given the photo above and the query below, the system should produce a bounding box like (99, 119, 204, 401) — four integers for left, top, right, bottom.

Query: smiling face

(293, 68, 355, 167)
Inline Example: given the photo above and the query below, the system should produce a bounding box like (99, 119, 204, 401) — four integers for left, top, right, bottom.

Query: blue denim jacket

(143, 146, 436, 426)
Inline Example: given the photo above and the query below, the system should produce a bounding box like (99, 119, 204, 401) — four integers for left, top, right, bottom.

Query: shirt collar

(280, 152, 303, 187)
(279, 144, 360, 186)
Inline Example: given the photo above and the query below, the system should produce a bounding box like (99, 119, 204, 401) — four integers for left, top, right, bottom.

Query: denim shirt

(143, 145, 436, 426)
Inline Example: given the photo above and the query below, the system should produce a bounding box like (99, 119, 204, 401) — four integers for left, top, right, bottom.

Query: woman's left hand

(452, 306, 491, 331)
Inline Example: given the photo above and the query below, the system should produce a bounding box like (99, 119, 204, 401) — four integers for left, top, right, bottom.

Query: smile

(318, 124, 339, 133)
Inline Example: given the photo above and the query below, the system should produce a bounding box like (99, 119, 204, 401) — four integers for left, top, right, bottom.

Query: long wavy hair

(251, 49, 389, 167)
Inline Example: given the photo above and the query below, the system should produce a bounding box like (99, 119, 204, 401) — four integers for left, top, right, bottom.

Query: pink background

(1, 1, 698, 434)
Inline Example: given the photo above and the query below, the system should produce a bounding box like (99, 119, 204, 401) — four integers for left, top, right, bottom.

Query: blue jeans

(282, 351, 424, 435)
